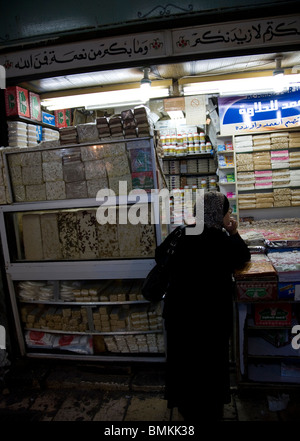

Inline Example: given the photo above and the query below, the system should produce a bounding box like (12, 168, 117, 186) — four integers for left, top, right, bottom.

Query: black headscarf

(201, 191, 230, 229)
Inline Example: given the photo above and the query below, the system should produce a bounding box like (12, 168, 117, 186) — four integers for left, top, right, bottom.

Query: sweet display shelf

(162, 153, 213, 160)
(7, 115, 59, 130)
(0, 135, 165, 362)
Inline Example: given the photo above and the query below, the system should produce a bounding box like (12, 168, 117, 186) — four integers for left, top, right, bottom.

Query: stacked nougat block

(22, 208, 156, 261)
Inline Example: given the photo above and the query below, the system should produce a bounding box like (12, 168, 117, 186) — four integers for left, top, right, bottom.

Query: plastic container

(177, 133, 183, 146)
(188, 144, 194, 154)
(163, 146, 169, 156)
(194, 142, 200, 154)
(201, 179, 207, 189)
(169, 145, 175, 156)
(188, 132, 193, 144)
(182, 132, 188, 143)
(209, 178, 217, 189)
(170, 133, 177, 144)
(206, 142, 212, 152)
(199, 131, 205, 142)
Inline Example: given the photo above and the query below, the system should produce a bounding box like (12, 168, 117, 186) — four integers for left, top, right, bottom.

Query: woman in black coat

(156, 191, 250, 421)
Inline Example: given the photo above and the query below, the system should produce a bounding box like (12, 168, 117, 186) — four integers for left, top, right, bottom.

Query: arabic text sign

(219, 90, 300, 135)
(172, 15, 300, 55)
(1, 15, 300, 79)
(0, 32, 167, 78)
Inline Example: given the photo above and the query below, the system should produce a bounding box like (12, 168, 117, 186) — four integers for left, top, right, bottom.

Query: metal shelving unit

(0, 136, 166, 362)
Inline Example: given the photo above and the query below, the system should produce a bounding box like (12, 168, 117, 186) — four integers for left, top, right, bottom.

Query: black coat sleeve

(226, 232, 251, 270)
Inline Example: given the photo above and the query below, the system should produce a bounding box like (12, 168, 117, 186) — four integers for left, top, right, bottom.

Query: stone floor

(0, 359, 300, 424)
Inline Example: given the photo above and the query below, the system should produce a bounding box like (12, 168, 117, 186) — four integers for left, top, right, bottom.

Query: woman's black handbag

(141, 226, 184, 302)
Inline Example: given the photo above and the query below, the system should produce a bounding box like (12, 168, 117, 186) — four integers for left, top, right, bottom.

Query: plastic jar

(182, 132, 188, 144)
(171, 133, 177, 144)
(199, 131, 205, 142)
(200, 142, 206, 153)
(194, 142, 200, 154)
(165, 134, 170, 145)
(210, 178, 217, 189)
(194, 132, 200, 143)
(188, 144, 194, 154)
(169, 144, 175, 156)
(206, 142, 212, 152)
(201, 179, 207, 189)
(177, 133, 183, 146)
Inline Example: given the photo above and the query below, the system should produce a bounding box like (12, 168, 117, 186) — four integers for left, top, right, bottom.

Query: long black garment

(156, 224, 250, 420)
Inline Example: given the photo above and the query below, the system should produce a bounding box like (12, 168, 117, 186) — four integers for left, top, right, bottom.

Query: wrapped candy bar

(76, 123, 99, 143)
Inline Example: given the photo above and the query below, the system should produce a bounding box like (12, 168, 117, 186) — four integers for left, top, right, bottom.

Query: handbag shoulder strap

(167, 225, 185, 255)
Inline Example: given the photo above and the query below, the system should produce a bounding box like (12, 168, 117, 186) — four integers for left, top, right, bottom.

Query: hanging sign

(218, 90, 300, 135)
(172, 15, 300, 56)
(185, 95, 206, 125)
(0, 32, 167, 78)
(1, 15, 300, 79)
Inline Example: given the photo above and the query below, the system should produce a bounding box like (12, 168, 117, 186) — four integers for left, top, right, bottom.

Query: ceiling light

(41, 80, 171, 110)
(273, 56, 284, 76)
(272, 57, 285, 93)
(140, 68, 152, 90)
(181, 74, 300, 97)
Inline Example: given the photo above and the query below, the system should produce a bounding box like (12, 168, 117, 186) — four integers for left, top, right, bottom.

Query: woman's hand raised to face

(224, 215, 238, 235)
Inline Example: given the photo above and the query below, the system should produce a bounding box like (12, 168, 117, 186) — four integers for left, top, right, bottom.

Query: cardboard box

(54, 109, 72, 128)
(236, 281, 277, 301)
(278, 282, 300, 300)
(254, 303, 292, 326)
(29, 92, 41, 121)
(42, 111, 55, 126)
(5, 86, 30, 118)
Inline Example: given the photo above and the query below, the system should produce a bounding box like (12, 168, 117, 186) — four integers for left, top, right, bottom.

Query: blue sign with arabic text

(219, 89, 300, 135)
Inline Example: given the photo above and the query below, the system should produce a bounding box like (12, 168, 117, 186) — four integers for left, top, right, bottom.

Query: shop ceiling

(19, 50, 300, 100)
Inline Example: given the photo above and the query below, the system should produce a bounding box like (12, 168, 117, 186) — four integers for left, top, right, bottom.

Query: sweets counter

(234, 244, 300, 388)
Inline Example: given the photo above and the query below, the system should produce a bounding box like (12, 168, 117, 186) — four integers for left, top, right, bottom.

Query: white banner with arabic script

(218, 90, 300, 135)
(1, 15, 300, 79)
(172, 15, 300, 55)
(1, 32, 167, 78)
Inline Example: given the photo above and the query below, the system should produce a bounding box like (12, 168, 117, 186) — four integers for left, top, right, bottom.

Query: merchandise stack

(235, 254, 278, 302)
(42, 127, 59, 142)
(59, 126, 78, 145)
(95, 107, 152, 141)
(7, 121, 28, 147)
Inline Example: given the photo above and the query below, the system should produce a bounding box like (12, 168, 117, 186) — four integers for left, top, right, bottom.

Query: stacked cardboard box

(235, 135, 253, 152)
(289, 131, 300, 148)
(270, 132, 289, 149)
(252, 134, 271, 151)
(291, 189, 300, 206)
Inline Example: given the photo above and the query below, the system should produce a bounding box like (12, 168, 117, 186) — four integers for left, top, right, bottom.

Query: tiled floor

(1, 360, 300, 422)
